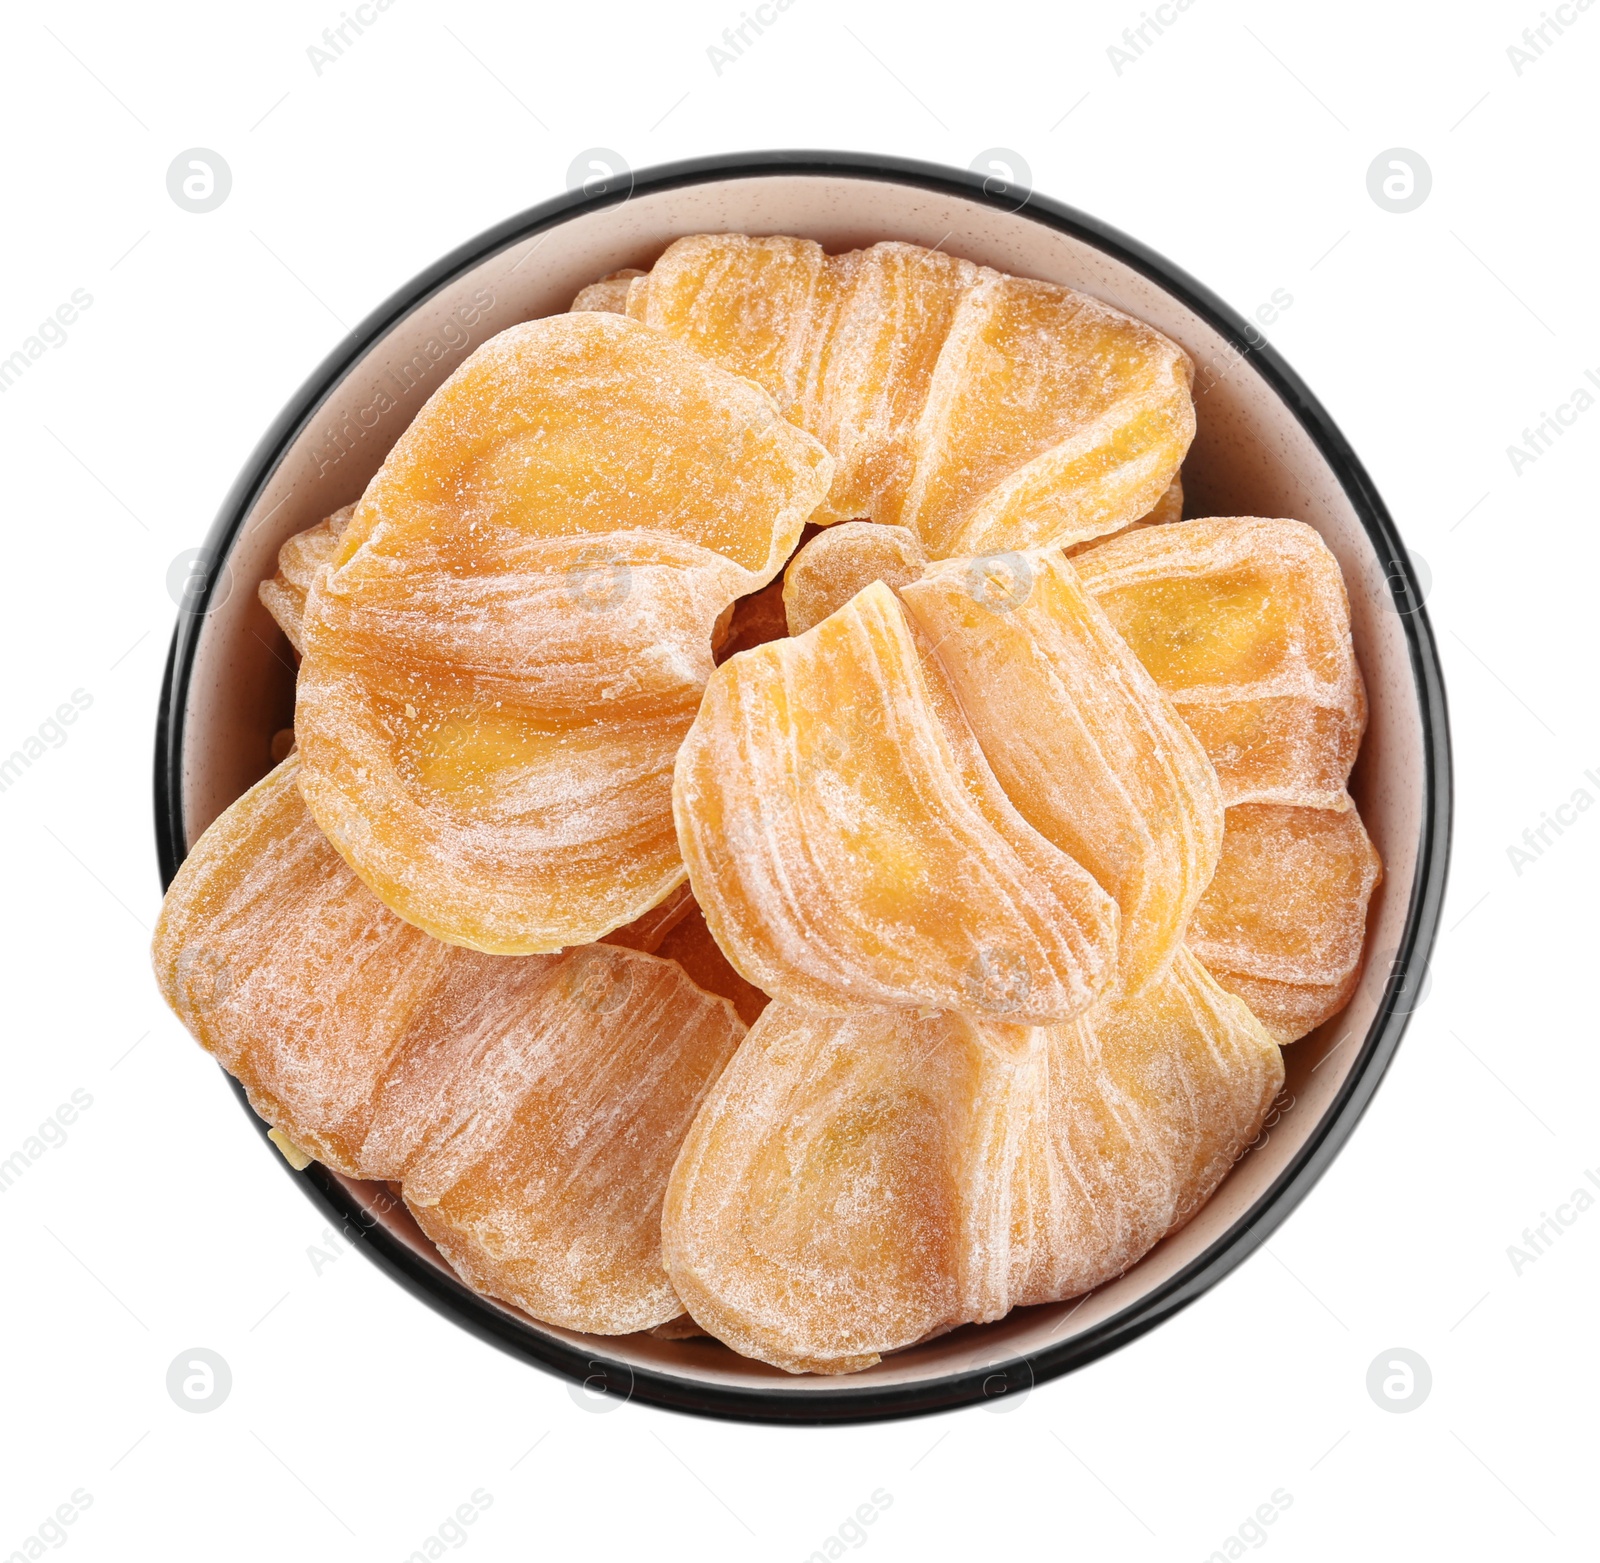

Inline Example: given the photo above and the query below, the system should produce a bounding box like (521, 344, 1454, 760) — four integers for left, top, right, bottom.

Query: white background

(1, 0, 1594, 1558)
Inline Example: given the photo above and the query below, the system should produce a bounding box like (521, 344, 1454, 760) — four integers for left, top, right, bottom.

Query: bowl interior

(173, 165, 1433, 1406)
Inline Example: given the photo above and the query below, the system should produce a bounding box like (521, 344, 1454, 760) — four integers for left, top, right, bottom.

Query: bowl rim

(153, 147, 1453, 1425)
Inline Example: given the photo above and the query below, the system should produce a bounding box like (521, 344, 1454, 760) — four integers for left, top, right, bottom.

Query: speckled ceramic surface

(154, 152, 1450, 1423)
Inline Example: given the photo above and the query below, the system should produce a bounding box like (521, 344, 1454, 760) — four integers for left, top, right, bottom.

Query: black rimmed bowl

(154, 150, 1451, 1424)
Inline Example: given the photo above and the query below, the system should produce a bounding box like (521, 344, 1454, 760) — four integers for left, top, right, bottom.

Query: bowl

(154, 150, 1451, 1424)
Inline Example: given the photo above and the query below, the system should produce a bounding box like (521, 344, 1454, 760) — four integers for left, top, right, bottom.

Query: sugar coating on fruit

(568, 268, 645, 314)
(901, 547, 1222, 995)
(1076, 517, 1366, 810)
(1187, 801, 1382, 1042)
(662, 1003, 1040, 1373)
(783, 521, 929, 636)
(152, 756, 453, 1177)
(1065, 473, 1182, 557)
(1008, 948, 1284, 1306)
(631, 234, 1194, 554)
(674, 580, 1119, 1022)
(258, 505, 353, 657)
(361, 941, 744, 1335)
(662, 950, 1281, 1374)
(152, 758, 746, 1334)
(295, 313, 833, 955)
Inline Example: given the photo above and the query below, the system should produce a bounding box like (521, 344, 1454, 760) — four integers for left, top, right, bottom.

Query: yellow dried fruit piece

(152, 757, 746, 1334)
(783, 521, 929, 636)
(1187, 802, 1382, 1042)
(1064, 472, 1182, 557)
(662, 1003, 1040, 1374)
(675, 580, 1118, 1021)
(258, 505, 353, 657)
(629, 234, 836, 424)
(1009, 948, 1284, 1306)
(296, 313, 832, 954)
(804, 242, 981, 527)
(360, 943, 743, 1335)
(153, 756, 452, 1176)
(905, 271, 1194, 558)
(901, 548, 1222, 995)
(632, 235, 1194, 553)
(568, 267, 645, 314)
(662, 950, 1281, 1374)
(1075, 517, 1367, 810)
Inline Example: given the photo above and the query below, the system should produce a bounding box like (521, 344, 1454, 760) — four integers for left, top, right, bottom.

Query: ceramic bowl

(154, 150, 1451, 1424)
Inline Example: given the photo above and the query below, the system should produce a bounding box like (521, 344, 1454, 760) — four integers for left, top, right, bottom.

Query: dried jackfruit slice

(904, 271, 1195, 558)
(804, 242, 981, 527)
(662, 950, 1281, 1374)
(152, 755, 451, 1177)
(568, 267, 645, 314)
(1065, 472, 1182, 557)
(1009, 948, 1284, 1306)
(360, 942, 744, 1335)
(901, 548, 1222, 995)
(1075, 517, 1366, 810)
(674, 580, 1119, 1021)
(783, 521, 929, 636)
(296, 313, 832, 954)
(633, 235, 1194, 552)
(152, 758, 746, 1334)
(661, 1003, 1040, 1374)
(1187, 802, 1382, 1043)
(258, 505, 353, 657)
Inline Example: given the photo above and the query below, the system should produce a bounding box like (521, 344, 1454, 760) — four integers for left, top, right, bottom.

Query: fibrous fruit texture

(294, 311, 832, 955)
(662, 950, 1281, 1374)
(153, 757, 745, 1334)
(1074, 516, 1366, 810)
(900, 547, 1222, 996)
(674, 579, 1119, 1022)
(1187, 802, 1382, 1042)
(622, 235, 1194, 555)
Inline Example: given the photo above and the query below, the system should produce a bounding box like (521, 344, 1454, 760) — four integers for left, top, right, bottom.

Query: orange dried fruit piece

(152, 755, 450, 1177)
(568, 266, 645, 314)
(663, 950, 1281, 1374)
(629, 234, 836, 424)
(152, 757, 746, 1334)
(901, 548, 1222, 995)
(1064, 472, 1182, 557)
(1075, 516, 1366, 810)
(296, 313, 833, 954)
(633, 234, 1194, 552)
(258, 505, 353, 656)
(783, 521, 929, 636)
(1010, 948, 1284, 1306)
(360, 943, 744, 1335)
(1186, 802, 1382, 1042)
(803, 242, 981, 527)
(904, 271, 1195, 558)
(674, 579, 1118, 1021)
(662, 1003, 1041, 1374)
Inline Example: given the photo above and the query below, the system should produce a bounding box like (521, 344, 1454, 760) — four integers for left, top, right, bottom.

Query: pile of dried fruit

(154, 236, 1379, 1374)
